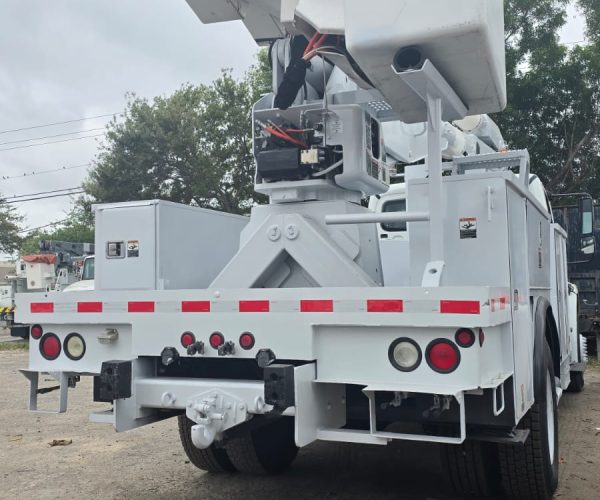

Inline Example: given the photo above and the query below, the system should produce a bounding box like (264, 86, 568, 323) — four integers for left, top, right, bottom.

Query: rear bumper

(18, 285, 519, 444)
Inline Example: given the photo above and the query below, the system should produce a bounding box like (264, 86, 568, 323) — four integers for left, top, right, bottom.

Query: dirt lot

(1, 350, 599, 500)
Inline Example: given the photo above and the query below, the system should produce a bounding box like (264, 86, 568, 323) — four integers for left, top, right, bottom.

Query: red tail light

(239, 332, 255, 350)
(209, 332, 225, 349)
(426, 339, 460, 373)
(455, 328, 476, 348)
(30, 325, 43, 340)
(180, 332, 196, 348)
(40, 333, 61, 360)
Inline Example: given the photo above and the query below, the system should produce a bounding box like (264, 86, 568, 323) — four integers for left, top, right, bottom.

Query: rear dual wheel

(178, 415, 298, 475)
(178, 415, 236, 473)
(224, 416, 298, 474)
(440, 440, 501, 498)
(498, 343, 559, 500)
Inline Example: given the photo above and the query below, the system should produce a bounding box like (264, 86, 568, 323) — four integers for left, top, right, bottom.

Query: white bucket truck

(17, 2, 588, 498)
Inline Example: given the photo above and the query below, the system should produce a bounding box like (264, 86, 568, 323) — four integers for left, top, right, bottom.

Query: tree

(494, 0, 600, 197)
(84, 53, 271, 214)
(0, 198, 23, 255)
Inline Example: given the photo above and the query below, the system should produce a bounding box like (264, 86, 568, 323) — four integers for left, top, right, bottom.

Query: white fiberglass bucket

(344, 0, 507, 123)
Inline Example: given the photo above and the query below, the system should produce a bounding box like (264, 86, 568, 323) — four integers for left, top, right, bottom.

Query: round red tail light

(40, 333, 61, 360)
(181, 332, 196, 348)
(209, 332, 225, 349)
(30, 325, 43, 340)
(239, 332, 255, 350)
(455, 328, 476, 348)
(426, 339, 460, 374)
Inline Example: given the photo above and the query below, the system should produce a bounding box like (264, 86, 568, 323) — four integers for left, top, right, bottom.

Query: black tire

(498, 344, 559, 500)
(224, 416, 298, 475)
(440, 440, 501, 499)
(177, 415, 237, 473)
(566, 371, 584, 393)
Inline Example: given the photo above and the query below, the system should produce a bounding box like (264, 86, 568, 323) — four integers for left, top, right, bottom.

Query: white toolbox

(94, 200, 248, 291)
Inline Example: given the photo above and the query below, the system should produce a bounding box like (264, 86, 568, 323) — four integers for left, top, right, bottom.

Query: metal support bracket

(492, 383, 506, 417)
(364, 389, 466, 445)
(20, 370, 71, 414)
(393, 60, 467, 286)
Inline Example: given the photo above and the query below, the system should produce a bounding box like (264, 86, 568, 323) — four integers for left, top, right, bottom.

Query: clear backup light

(64, 333, 86, 361)
(388, 338, 422, 372)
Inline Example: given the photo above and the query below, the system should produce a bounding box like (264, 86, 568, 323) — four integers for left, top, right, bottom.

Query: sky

(0, 1, 589, 249)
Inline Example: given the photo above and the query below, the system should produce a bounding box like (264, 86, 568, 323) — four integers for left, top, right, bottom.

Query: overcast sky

(0, 1, 588, 249)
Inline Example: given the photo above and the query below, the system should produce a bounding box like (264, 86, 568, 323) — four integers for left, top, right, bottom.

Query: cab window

(381, 199, 407, 232)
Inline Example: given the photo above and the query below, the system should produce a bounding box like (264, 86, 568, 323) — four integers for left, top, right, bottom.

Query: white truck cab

(369, 184, 410, 286)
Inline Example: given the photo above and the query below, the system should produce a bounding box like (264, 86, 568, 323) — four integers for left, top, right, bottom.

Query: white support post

(392, 60, 468, 287)
(427, 94, 444, 264)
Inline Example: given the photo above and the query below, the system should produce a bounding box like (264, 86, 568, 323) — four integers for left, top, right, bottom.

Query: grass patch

(0, 341, 28, 352)
(588, 358, 600, 370)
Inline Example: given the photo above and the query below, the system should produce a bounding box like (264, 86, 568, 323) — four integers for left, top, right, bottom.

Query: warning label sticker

(459, 217, 478, 239)
(127, 240, 139, 258)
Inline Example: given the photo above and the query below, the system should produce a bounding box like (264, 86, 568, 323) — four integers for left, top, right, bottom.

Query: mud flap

(293, 363, 346, 447)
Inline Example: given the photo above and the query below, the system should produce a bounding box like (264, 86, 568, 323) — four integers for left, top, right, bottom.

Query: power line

(0, 128, 106, 147)
(0, 112, 119, 135)
(18, 218, 70, 234)
(3, 190, 85, 204)
(0, 133, 105, 152)
(5, 187, 82, 201)
(0, 163, 91, 182)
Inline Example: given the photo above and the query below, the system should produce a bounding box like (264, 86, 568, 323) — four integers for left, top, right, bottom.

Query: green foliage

(0, 199, 23, 256)
(0, 341, 28, 352)
(495, 0, 600, 197)
(84, 53, 272, 215)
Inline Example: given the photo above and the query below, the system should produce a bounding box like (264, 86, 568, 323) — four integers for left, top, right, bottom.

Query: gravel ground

(1, 350, 599, 500)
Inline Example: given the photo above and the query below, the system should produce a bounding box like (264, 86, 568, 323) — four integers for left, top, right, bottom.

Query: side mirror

(579, 197, 596, 257)
(581, 235, 595, 256)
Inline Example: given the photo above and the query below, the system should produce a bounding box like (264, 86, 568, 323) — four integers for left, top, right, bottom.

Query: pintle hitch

(186, 389, 268, 449)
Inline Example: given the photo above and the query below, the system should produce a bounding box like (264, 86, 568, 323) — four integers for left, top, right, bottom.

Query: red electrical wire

(304, 32, 320, 56)
(313, 34, 328, 50)
(264, 127, 308, 149)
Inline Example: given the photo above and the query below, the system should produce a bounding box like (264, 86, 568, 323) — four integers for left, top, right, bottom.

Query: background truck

(16, 2, 588, 499)
(2, 241, 94, 337)
(552, 197, 599, 359)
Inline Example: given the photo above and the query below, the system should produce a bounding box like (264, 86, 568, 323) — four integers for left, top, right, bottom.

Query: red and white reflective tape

(29, 298, 497, 315)
(490, 296, 509, 313)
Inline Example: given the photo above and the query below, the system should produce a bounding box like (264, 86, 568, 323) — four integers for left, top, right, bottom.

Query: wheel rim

(546, 371, 555, 465)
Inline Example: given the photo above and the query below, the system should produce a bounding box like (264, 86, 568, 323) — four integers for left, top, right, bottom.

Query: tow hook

(186, 390, 256, 449)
